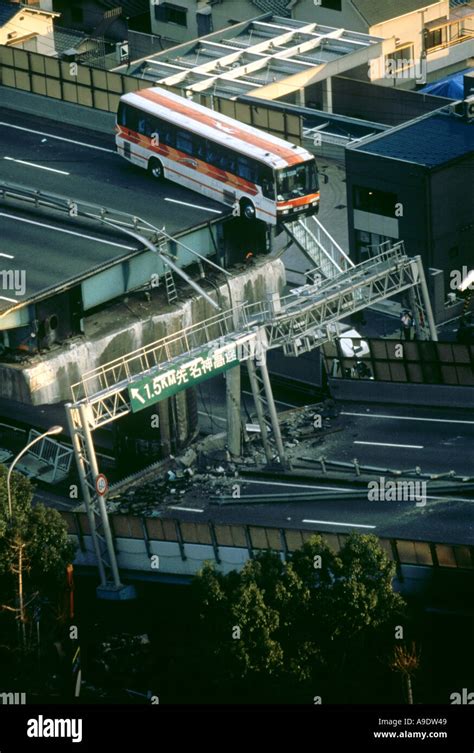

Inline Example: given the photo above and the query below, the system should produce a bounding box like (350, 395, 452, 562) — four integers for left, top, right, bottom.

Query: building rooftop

(289, 0, 442, 25)
(351, 109, 474, 168)
(119, 14, 384, 101)
(0, 2, 19, 26)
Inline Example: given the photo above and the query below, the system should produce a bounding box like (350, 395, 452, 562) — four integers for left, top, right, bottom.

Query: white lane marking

(426, 496, 474, 503)
(354, 441, 424, 449)
(242, 478, 355, 493)
(0, 122, 115, 153)
(4, 156, 70, 175)
(0, 213, 137, 250)
(242, 391, 296, 409)
(0, 295, 19, 303)
(302, 519, 376, 529)
(0, 253, 14, 259)
(197, 410, 227, 424)
(341, 411, 474, 426)
(168, 506, 204, 513)
(164, 197, 222, 214)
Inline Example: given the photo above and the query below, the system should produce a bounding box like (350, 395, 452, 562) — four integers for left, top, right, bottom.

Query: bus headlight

(282, 209, 290, 215)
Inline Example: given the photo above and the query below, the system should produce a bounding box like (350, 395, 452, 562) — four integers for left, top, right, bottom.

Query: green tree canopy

(0, 465, 75, 586)
(192, 533, 405, 699)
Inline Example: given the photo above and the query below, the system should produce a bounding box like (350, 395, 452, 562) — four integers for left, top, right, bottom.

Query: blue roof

(419, 67, 474, 99)
(0, 2, 19, 25)
(352, 112, 474, 168)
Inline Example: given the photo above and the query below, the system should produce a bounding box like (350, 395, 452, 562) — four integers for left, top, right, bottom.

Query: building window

(385, 45, 415, 70)
(353, 186, 398, 218)
(355, 230, 396, 261)
(320, 0, 342, 9)
(424, 27, 445, 50)
(197, 10, 213, 36)
(154, 3, 188, 27)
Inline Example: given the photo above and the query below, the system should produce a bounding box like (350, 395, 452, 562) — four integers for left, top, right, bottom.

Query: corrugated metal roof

(353, 0, 442, 26)
(0, 2, 19, 26)
(353, 112, 474, 167)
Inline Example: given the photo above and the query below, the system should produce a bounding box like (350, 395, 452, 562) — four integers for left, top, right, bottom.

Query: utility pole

(226, 366, 242, 457)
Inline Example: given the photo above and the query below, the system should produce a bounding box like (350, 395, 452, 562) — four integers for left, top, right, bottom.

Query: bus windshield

(276, 160, 318, 201)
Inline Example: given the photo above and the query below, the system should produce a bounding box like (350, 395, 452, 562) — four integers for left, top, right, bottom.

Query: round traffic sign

(95, 473, 109, 496)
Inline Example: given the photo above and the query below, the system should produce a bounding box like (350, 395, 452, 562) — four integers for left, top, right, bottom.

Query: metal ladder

(164, 268, 178, 305)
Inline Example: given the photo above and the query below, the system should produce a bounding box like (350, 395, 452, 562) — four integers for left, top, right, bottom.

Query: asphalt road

(163, 399, 474, 544)
(16, 393, 472, 544)
(0, 108, 229, 235)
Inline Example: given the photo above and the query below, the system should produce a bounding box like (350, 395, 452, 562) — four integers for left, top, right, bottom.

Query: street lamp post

(6, 425, 63, 520)
(5, 425, 63, 651)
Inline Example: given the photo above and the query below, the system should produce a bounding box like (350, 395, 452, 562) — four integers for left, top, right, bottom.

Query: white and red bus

(116, 87, 321, 225)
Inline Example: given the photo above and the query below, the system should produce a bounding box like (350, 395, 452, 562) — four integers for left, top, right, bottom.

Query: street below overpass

(23, 396, 474, 546)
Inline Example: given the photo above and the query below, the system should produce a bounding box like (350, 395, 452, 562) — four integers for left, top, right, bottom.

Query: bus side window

(206, 142, 218, 166)
(145, 115, 159, 138)
(220, 146, 236, 173)
(162, 121, 175, 148)
(177, 130, 194, 155)
(237, 156, 250, 181)
(196, 138, 206, 160)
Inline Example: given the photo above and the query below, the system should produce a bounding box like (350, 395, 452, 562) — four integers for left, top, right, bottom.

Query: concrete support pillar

(322, 76, 333, 113)
(174, 391, 188, 446)
(226, 365, 241, 457)
(298, 87, 305, 107)
(158, 398, 171, 457)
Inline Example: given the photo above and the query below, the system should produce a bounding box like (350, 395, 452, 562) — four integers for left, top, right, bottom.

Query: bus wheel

(240, 199, 256, 220)
(148, 158, 164, 180)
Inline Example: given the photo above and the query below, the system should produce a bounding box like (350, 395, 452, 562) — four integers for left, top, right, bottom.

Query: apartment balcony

(425, 5, 474, 72)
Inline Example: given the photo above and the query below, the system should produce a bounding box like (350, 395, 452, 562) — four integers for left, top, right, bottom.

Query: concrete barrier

(328, 378, 474, 408)
(0, 86, 115, 134)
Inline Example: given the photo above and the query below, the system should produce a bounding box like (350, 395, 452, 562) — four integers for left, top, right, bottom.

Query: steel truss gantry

(65, 242, 437, 595)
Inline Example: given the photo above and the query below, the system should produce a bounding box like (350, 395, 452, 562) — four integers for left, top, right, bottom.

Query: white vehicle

(116, 87, 321, 225)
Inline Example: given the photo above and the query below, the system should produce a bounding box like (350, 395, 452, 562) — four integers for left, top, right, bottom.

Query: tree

(390, 642, 421, 704)
(0, 465, 76, 653)
(192, 534, 406, 702)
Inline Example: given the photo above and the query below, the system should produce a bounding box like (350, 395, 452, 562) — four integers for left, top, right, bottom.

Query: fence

(323, 338, 474, 387)
(0, 44, 302, 143)
(0, 45, 152, 113)
(61, 510, 474, 574)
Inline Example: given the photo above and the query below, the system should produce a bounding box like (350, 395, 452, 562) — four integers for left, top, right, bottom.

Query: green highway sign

(128, 343, 240, 413)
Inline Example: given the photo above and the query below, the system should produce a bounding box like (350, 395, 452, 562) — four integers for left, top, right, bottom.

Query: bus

(116, 87, 321, 225)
